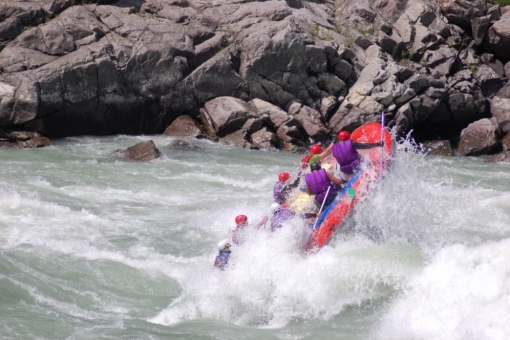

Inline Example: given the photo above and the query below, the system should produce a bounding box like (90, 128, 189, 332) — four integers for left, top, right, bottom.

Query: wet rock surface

(0, 0, 509, 156)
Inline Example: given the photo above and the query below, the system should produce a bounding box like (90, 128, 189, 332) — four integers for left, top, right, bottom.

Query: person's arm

(320, 143, 333, 160)
(285, 170, 302, 190)
(326, 172, 345, 186)
(352, 141, 384, 149)
(254, 215, 268, 229)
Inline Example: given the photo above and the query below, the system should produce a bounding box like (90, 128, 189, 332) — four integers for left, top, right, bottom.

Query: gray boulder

(501, 133, 510, 151)
(250, 127, 278, 150)
(164, 115, 204, 138)
(169, 139, 204, 151)
(489, 150, 510, 163)
(0, 129, 52, 148)
(438, 0, 486, 29)
(201, 96, 258, 138)
(489, 96, 510, 135)
(483, 11, 510, 63)
(115, 140, 162, 161)
(458, 118, 499, 156)
(288, 102, 330, 141)
(422, 140, 453, 156)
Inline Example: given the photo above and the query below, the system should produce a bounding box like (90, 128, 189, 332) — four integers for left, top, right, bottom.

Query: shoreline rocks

(0, 0, 509, 162)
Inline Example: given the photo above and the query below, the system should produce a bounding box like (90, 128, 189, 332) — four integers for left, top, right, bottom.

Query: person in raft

(305, 162, 345, 208)
(320, 130, 384, 180)
(300, 144, 323, 169)
(273, 171, 301, 205)
(231, 214, 268, 245)
(269, 203, 295, 231)
(213, 239, 231, 270)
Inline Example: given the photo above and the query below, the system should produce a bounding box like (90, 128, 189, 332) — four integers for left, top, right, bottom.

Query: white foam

(374, 238, 510, 340)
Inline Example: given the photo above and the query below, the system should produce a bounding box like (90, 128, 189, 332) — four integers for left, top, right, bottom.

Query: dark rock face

(0, 0, 509, 157)
(115, 140, 162, 161)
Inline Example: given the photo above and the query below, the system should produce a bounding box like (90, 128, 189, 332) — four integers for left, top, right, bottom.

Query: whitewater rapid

(1, 135, 509, 339)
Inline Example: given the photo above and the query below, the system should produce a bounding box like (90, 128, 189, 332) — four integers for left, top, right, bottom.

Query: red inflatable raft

(304, 122, 393, 252)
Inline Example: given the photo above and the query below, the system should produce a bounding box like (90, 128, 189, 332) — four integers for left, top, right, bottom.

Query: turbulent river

(1, 134, 509, 339)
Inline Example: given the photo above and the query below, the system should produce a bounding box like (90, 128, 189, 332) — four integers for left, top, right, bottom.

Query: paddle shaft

(379, 112, 385, 181)
(313, 185, 331, 230)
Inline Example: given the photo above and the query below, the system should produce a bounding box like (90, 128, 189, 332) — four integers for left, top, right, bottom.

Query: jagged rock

(448, 69, 474, 93)
(473, 64, 502, 98)
(319, 96, 340, 121)
(169, 139, 204, 151)
(115, 140, 162, 161)
(250, 98, 289, 129)
(480, 53, 505, 77)
(0, 130, 53, 148)
(483, 11, 510, 63)
(0, 0, 505, 154)
(487, 5, 502, 23)
(202, 97, 258, 138)
(355, 36, 373, 50)
(504, 61, 510, 78)
(446, 92, 485, 131)
(458, 48, 479, 70)
(471, 15, 491, 46)
(285, 0, 304, 9)
(164, 115, 204, 138)
(288, 102, 330, 141)
(187, 33, 223, 70)
(438, 0, 486, 29)
(250, 127, 278, 150)
(276, 121, 307, 152)
(421, 11, 437, 27)
(238, 22, 328, 109)
(199, 108, 218, 141)
(421, 46, 457, 75)
(0, 47, 58, 73)
(391, 102, 412, 132)
(422, 140, 453, 156)
(500, 133, 510, 151)
(458, 118, 499, 156)
(377, 31, 403, 57)
(330, 57, 354, 81)
(219, 129, 250, 149)
(317, 73, 347, 97)
(489, 150, 510, 163)
(489, 96, 510, 135)
(372, 77, 408, 107)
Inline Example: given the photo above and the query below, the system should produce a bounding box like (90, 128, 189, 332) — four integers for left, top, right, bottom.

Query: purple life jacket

(273, 181, 284, 204)
(270, 208, 295, 231)
(332, 140, 361, 174)
(305, 169, 331, 203)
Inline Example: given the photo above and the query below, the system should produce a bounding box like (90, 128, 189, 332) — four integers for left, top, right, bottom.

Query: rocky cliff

(1, 0, 509, 156)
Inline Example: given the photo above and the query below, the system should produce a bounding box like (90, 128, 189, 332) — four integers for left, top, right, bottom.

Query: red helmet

(235, 215, 248, 226)
(310, 145, 323, 155)
(337, 131, 350, 141)
(278, 172, 290, 182)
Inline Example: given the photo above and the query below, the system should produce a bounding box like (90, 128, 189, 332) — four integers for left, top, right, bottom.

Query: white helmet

(271, 203, 281, 212)
(217, 239, 231, 251)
